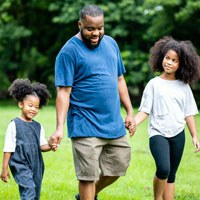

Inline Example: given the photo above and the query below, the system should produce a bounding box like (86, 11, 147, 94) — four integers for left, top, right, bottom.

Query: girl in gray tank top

(135, 37, 200, 200)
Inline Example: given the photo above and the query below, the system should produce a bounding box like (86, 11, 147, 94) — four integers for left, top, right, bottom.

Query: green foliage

(0, 0, 58, 98)
(0, 0, 200, 105)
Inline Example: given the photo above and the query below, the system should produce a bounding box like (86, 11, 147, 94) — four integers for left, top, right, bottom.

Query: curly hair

(79, 5, 104, 20)
(9, 78, 51, 108)
(149, 36, 200, 84)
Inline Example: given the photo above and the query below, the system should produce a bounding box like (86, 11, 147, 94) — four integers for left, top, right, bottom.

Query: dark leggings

(149, 130, 185, 183)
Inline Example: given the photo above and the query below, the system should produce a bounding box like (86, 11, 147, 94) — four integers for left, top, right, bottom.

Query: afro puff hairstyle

(149, 36, 200, 84)
(9, 78, 51, 108)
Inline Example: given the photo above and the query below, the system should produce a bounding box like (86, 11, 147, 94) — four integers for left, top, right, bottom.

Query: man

(49, 5, 136, 200)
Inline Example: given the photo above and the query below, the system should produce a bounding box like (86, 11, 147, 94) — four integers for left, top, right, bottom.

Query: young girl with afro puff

(134, 37, 200, 200)
(0, 78, 52, 200)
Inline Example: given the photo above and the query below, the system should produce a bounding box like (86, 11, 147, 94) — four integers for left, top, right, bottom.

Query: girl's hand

(41, 144, 55, 152)
(127, 122, 136, 136)
(0, 168, 10, 183)
(192, 137, 200, 153)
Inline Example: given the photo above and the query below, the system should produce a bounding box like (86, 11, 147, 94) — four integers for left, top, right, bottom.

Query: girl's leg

(19, 185, 36, 200)
(153, 175, 167, 200)
(14, 167, 36, 200)
(163, 130, 185, 200)
(150, 135, 170, 200)
(163, 183, 175, 200)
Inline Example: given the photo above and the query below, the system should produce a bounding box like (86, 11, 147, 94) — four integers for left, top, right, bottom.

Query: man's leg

(79, 180, 95, 200)
(73, 136, 130, 199)
(95, 173, 119, 195)
(72, 137, 104, 200)
(96, 135, 131, 196)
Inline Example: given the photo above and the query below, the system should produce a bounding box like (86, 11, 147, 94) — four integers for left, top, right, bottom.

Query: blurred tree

(137, 0, 200, 104)
(0, 0, 200, 105)
(0, 0, 60, 98)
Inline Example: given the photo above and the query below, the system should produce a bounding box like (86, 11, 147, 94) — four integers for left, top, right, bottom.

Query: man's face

(78, 15, 104, 49)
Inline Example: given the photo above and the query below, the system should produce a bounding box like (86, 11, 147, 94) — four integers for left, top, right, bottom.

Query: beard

(80, 30, 104, 50)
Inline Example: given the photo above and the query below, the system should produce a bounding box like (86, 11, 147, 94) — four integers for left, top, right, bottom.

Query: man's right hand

(48, 129, 64, 151)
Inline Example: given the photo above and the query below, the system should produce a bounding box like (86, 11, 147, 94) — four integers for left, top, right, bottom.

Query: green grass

(0, 105, 200, 200)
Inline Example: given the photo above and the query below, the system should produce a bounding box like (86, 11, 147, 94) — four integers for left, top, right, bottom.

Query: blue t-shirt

(55, 35, 126, 138)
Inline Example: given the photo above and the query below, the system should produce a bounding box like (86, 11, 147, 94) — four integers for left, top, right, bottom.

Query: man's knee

(79, 180, 95, 184)
(100, 175, 119, 183)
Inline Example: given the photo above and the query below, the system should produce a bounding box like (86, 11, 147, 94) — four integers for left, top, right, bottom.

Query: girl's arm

(185, 115, 200, 152)
(40, 125, 54, 152)
(40, 144, 52, 152)
(0, 152, 11, 182)
(135, 111, 149, 126)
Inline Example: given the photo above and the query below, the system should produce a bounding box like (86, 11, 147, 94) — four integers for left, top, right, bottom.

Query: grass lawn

(0, 104, 200, 200)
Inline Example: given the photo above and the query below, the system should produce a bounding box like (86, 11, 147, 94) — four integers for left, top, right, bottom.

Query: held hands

(0, 168, 10, 183)
(48, 129, 64, 152)
(124, 113, 136, 137)
(192, 137, 200, 153)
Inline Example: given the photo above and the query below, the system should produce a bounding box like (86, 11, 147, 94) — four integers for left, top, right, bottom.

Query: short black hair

(149, 36, 200, 84)
(9, 78, 51, 108)
(79, 5, 104, 20)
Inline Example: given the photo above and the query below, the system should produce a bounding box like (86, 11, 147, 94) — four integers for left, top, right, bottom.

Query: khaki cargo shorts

(71, 135, 131, 181)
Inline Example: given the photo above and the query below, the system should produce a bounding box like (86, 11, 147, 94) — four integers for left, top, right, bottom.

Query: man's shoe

(75, 193, 80, 200)
(75, 193, 98, 200)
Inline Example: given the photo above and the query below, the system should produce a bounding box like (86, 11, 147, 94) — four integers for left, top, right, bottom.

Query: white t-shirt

(3, 120, 48, 152)
(139, 76, 198, 138)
